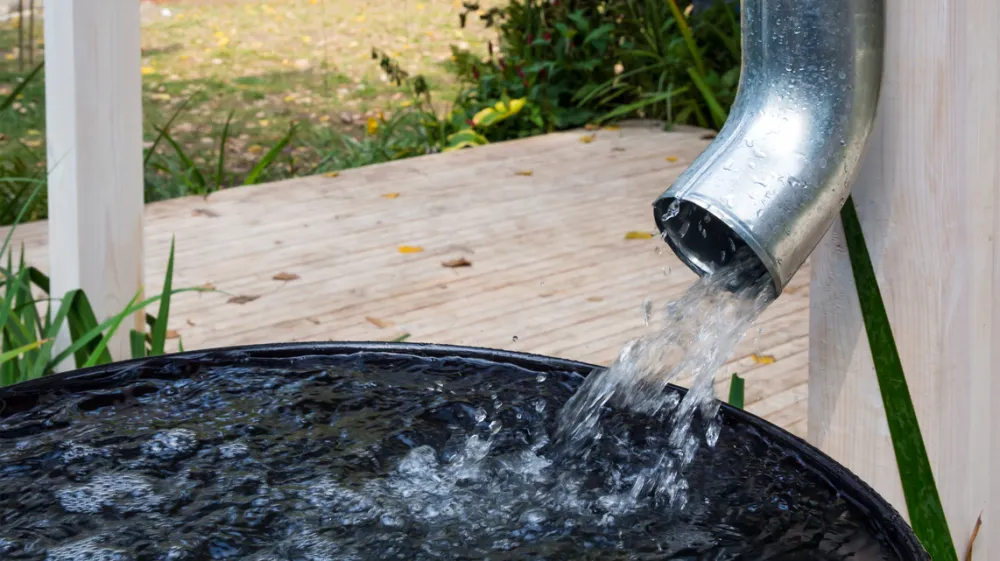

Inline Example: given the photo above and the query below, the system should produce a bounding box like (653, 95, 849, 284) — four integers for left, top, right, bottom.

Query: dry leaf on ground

(587, 296, 604, 302)
(665, 156, 679, 162)
(306, 317, 321, 325)
(751, 353, 777, 365)
(442, 257, 472, 268)
(603, 125, 621, 131)
(382, 192, 400, 199)
(228, 295, 261, 305)
(192, 208, 220, 217)
(273, 272, 300, 281)
(165, 330, 180, 339)
(625, 231, 654, 240)
(514, 170, 533, 176)
(366, 316, 393, 329)
(579, 134, 597, 144)
(398, 245, 424, 254)
(584, 123, 599, 130)
(323, 171, 340, 178)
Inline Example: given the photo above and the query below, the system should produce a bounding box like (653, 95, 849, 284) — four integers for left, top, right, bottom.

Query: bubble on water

(219, 442, 249, 459)
(706, 418, 722, 448)
(474, 407, 487, 423)
(141, 428, 198, 460)
(489, 420, 502, 434)
(534, 400, 546, 413)
(45, 536, 130, 561)
(536, 374, 546, 383)
(60, 442, 102, 464)
(55, 474, 163, 514)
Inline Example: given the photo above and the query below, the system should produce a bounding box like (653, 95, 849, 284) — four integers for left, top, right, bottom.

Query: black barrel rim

(0, 341, 929, 560)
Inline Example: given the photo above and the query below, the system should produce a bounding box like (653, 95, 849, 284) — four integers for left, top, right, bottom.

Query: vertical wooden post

(44, 0, 145, 366)
(809, 0, 999, 556)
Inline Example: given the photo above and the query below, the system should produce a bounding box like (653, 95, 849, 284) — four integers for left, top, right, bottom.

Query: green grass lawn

(0, 0, 495, 219)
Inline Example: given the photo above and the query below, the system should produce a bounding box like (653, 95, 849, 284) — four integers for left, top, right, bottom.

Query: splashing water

(553, 249, 775, 510)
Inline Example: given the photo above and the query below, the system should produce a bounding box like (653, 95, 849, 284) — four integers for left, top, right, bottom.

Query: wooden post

(44, 0, 145, 366)
(809, 0, 999, 556)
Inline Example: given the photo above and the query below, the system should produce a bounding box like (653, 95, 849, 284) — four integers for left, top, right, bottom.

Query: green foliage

(841, 198, 958, 561)
(727, 373, 744, 409)
(0, 187, 203, 387)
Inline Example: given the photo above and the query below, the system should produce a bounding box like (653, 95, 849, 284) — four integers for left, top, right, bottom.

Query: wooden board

(3, 122, 811, 436)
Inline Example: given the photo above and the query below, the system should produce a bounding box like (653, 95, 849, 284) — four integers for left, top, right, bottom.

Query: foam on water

(0, 284, 904, 559)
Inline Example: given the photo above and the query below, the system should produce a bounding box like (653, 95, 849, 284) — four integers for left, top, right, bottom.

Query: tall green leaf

(0, 61, 43, 113)
(245, 125, 295, 185)
(155, 125, 207, 190)
(215, 110, 236, 190)
(686, 68, 728, 129)
(149, 237, 176, 356)
(840, 197, 957, 561)
(727, 373, 744, 409)
(144, 94, 195, 166)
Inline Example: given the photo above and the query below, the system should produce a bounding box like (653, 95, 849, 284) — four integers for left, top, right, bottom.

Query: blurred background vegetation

(1, 0, 740, 226)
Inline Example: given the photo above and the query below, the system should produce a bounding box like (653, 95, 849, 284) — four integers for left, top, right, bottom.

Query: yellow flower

(141, 66, 156, 75)
(258, 119, 270, 127)
(367, 117, 379, 135)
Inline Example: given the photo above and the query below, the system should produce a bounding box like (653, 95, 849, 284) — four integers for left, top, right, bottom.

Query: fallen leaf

(442, 257, 472, 268)
(539, 291, 556, 298)
(579, 134, 597, 144)
(141, 66, 157, 75)
(751, 353, 777, 365)
(323, 171, 340, 178)
(965, 512, 982, 561)
(198, 282, 216, 291)
(701, 133, 717, 140)
(192, 208, 219, 217)
(165, 330, 180, 339)
(625, 231, 655, 240)
(392, 333, 411, 342)
(272, 272, 300, 281)
(587, 296, 604, 302)
(186, 320, 196, 326)
(514, 170, 533, 176)
(381, 192, 400, 199)
(398, 245, 424, 254)
(306, 317, 321, 325)
(612, 147, 626, 152)
(247, 144, 263, 154)
(584, 123, 599, 131)
(367, 316, 393, 329)
(665, 156, 679, 162)
(228, 295, 260, 305)
(603, 125, 621, 131)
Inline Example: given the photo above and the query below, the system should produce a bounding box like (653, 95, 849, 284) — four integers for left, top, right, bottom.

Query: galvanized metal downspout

(654, 0, 885, 295)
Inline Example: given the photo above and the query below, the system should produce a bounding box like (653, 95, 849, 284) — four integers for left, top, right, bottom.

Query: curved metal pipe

(654, 0, 885, 295)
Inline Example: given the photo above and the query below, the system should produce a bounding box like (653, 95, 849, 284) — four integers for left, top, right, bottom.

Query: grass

(0, 0, 498, 221)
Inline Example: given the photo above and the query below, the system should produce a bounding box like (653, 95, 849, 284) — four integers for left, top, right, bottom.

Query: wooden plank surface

(3, 122, 810, 436)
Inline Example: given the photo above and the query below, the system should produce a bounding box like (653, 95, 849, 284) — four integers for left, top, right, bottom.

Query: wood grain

(809, 0, 1000, 555)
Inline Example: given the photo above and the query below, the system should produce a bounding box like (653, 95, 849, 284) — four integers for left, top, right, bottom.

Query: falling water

(553, 248, 775, 510)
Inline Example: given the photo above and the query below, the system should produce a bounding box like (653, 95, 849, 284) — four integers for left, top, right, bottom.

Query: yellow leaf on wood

(165, 330, 180, 339)
(366, 316, 393, 329)
(381, 192, 400, 199)
(625, 231, 654, 240)
(272, 272, 300, 281)
(141, 66, 156, 75)
(666, 156, 679, 162)
(603, 125, 620, 131)
(398, 245, 424, 254)
(751, 353, 777, 365)
(587, 296, 604, 302)
(579, 134, 597, 144)
(323, 171, 340, 178)
(514, 170, 533, 176)
(228, 294, 260, 305)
